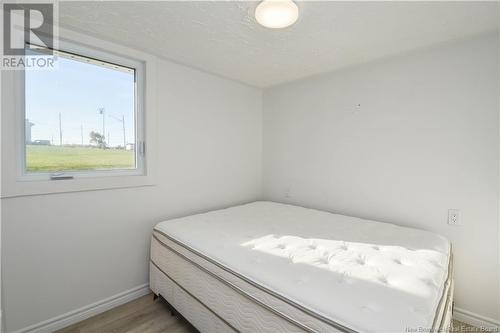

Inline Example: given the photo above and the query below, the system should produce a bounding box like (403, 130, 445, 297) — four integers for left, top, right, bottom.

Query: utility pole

(99, 107, 105, 147)
(108, 114, 127, 149)
(122, 115, 126, 149)
(81, 124, 84, 146)
(58, 112, 62, 146)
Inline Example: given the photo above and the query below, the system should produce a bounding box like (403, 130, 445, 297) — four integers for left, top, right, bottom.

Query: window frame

(1, 28, 157, 198)
(20, 41, 146, 181)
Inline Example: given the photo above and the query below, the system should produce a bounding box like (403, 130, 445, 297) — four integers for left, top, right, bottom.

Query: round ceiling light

(255, 0, 299, 29)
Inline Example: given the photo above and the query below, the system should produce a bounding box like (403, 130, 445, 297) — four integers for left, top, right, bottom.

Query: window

(23, 44, 145, 179)
(1, 29, 156, 197)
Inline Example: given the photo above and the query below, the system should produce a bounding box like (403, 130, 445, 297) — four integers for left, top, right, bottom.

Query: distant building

(125, 143, 135, 151)
(32, 140, 51, 146)
(25, 119, 34, 144)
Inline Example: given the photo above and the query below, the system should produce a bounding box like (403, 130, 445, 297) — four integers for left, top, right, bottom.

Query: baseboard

(454, 307, 500, 329)
(11, 283, 151, 333)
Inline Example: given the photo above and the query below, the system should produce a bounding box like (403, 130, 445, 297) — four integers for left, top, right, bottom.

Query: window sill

(1, 173, 156, 198)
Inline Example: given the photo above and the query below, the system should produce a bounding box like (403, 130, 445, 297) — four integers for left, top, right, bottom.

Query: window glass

(24, 49, 137, 173)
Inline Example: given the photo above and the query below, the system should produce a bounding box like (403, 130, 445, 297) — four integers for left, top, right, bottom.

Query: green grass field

(26, 145, 135, 172)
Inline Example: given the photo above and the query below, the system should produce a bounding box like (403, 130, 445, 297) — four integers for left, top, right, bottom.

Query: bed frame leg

(156, 295, 177, 316)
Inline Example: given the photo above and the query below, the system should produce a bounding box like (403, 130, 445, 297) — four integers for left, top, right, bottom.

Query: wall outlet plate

(448, 209, 461, 226)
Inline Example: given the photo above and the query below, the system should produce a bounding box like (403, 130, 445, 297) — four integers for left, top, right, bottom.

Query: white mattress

(153, 201, 451, 333)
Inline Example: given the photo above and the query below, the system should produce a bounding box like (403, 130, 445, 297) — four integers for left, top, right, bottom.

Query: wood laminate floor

(56, 293, 480, 333)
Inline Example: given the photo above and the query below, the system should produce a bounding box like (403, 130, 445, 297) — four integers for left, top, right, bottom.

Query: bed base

(150, 262, 236, 332)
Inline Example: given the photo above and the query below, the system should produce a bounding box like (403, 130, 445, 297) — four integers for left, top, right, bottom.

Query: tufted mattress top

(154, 201, 451, 333)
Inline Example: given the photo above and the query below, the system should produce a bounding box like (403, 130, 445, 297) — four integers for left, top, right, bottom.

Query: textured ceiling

(59, 1, 499, 87)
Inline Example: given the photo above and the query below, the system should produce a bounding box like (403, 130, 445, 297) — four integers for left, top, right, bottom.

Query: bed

(150, 201, 453, 333)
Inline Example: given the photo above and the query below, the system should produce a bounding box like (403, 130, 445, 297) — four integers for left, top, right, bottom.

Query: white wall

(1, 58, 262, 332)
(263, 32, 500, 322)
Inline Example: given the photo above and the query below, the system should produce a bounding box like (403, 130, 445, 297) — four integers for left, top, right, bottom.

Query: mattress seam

(431, 246, 453, 332)
(432, 244, 453, 331)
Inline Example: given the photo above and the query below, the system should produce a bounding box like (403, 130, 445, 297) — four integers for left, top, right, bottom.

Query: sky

(25, 54, 136, 147)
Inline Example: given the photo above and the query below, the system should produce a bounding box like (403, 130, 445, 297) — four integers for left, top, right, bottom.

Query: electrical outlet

(447, 209, 461, 226)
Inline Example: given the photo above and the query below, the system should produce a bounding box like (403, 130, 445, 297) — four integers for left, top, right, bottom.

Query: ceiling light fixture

(255, 0, 299, 29)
